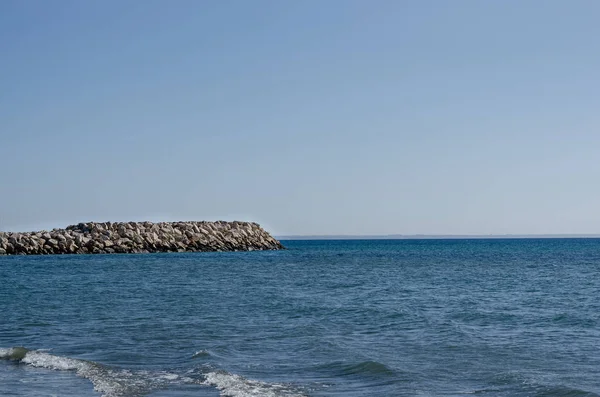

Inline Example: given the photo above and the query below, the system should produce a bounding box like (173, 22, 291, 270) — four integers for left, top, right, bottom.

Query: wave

(339, 360, 395, 377)
(203, 371, 306, 397)
(1, 346, 306, 397)
(192, 349, 211, 358)
(315, 359, 396, 377)
(1, 346, 188, 396)
(0, 347, 29, 361)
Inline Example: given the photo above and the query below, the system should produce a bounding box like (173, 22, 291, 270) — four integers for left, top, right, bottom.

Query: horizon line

(277, 234, 600, 240)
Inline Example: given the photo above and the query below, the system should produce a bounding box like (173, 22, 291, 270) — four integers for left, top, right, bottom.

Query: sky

(1, 0, 599, 236)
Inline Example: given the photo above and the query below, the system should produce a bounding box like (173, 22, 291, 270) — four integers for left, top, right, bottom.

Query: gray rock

(0, 221, 283, 255)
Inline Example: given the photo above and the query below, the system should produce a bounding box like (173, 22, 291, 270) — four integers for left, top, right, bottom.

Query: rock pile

(0, 221, 284, 255)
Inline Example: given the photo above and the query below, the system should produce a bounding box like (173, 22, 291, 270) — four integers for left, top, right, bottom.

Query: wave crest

(0, 346, 183, 397)
(315, 359, 396, 377)
(0, 347, 29, 361)
(2, 346, 308, 397)
(203, 371, 306, 397)
(341, 360, 395, 376)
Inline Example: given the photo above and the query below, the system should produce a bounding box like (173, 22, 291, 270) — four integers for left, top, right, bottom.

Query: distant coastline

(277, 234, 600, 240)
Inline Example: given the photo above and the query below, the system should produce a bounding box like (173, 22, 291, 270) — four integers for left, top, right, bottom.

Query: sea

(1, 239, 599, 397)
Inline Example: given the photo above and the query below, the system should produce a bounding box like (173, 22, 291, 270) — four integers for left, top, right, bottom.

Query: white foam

(0, 347, 12, 358)
(203, 371, 306, 397)
(158, 372, 180, 381)
(20, 351, 126, 396)
(3, 347, 306, 397)
(21, 351, 87, 371)
(3, 348, 182, 397)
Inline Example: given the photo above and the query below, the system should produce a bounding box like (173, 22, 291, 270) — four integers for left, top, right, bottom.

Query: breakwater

(0, 221, 284, 255)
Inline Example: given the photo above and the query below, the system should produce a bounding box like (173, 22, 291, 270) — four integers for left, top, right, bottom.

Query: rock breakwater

(0, 221, 284, 255)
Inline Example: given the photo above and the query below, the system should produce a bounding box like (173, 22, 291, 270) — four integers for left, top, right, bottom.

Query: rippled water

(1, 239, 600, 396)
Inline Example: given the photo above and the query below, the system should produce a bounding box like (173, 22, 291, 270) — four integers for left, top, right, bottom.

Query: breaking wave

(1, 347, 306, 397)
(203, 371, 306, 397)
(1, 346, 185, 396)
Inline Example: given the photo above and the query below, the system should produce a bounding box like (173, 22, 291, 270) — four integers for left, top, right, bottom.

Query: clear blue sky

(1, 1, 599, 235)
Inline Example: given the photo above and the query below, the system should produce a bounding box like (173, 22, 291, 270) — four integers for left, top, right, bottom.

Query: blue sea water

(1, 239, 600, 397)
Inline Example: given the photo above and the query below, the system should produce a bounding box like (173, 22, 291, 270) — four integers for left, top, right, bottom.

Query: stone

(0, 221, 283, 255)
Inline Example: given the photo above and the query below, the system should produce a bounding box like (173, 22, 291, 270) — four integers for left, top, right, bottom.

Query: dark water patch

(550, 313, 597, 328)
(314, 360, 397, 378)
(533, 386, 600, 397)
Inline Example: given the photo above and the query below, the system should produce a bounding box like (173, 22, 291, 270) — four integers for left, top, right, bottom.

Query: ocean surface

(1, 239, 600, 397)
